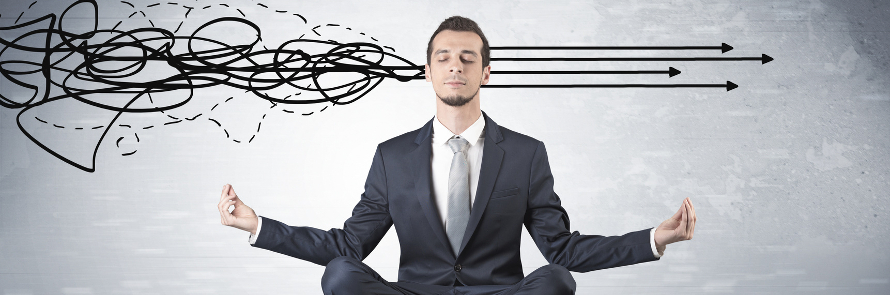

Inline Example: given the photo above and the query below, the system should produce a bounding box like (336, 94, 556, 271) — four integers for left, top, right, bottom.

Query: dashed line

(202, 5, 210, 9)
(52, 124, 64, 128)
(142, 125, 154, 129)
(275, 10, 286, 13)
(211, 103, 219, 111)
(208, 118, 221, 127)
(167, 2, 178, 5)
(312, 25, 321, 36)
(91, 126, 104, 129)
(35, 117, 47, 124)
(327, 24, 340, 27)
(122, 150, 137, 156)
(164, 120, 182, 125)
(15, 12, 24, 24)
(121, 1, 134, 8)
(147, 3, 160, 7)
(249, 135, 255, 143)
(75, 127, 83, 130)
(232, 139, 240, 143)
(320, 106, 328, 112)
(224, 97, 233, 102)
(224, 129, 229, 138)
(236, 9, 244, 17)
(135, 133, 140, 142)
(302, 112, 314, 116)
(283, 109, 294, 113)
(384, 46, 394, 52)
(111, 21, 122, 31)
(128, 11, 137, 18)
(119, 124, 131, 128)
(257, 122, 262, 132)
(174, 21, 183, 33)
(140, 11, 146, 17)
(28, 1, 37, 9)
(185, 114, 202, 121)
(148, 19, 155, 27)
(219, 4, 229, 7)
(257, 3, 268, 8)
(116, 137, 124, 147)
(294, 14, 306, 23)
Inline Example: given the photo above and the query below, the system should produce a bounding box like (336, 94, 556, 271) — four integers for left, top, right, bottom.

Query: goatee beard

(437, 88, 479, 107)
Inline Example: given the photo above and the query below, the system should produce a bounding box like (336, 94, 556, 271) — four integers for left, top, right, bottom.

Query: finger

(678, 201, 688, 238)
(689, 198, 696, 239)
(671, 202, 684, 221)
(228, 185, 237, 197)
(220, 184, 229, 202)
(684, 199, 693, 239)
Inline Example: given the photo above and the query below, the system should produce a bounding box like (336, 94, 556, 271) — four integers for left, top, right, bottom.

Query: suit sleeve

(524, 141, 660, 272)
(251, 145, 393, 266)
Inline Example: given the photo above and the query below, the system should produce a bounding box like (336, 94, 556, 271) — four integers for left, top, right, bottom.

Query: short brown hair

(426, 16, 490, 68)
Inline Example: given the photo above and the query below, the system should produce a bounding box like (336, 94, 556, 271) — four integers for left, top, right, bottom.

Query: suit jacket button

(454, 264, 462, 272)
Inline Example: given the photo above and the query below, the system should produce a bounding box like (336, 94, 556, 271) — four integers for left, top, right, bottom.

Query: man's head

(424, 16, 491, 107)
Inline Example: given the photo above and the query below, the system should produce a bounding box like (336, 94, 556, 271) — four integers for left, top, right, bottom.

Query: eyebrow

(434, 49, 479, 57)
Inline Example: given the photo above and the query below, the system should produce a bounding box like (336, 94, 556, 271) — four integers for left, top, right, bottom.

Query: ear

(481, 65, 491, 85)
(424, 64, 431, 82)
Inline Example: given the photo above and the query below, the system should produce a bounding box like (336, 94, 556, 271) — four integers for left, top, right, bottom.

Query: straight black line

(482, 84, 727, 88)
(491, 57, 763, 62)
(492, 46, 722, 50)
(491, 70, 667, 75)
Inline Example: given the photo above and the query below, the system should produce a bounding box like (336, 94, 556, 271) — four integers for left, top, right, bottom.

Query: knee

(537, 264, 576, 294)
(321, 256, 362, 293)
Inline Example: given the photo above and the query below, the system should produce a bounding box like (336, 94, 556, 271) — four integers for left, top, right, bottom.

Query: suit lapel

(410, 117, 452, 253)
(458, 111, 504, 256)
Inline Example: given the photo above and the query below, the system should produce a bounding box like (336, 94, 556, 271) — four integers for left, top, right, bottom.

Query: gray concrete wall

(0, 0, 887, 294)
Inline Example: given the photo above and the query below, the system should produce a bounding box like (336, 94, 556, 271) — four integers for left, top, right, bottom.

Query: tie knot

(447, 136, 470, 154)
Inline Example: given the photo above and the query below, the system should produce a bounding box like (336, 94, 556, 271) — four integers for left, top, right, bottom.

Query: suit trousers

(321, 256, 576, 295)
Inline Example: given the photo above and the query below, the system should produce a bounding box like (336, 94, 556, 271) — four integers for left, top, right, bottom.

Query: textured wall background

(0, 0, 888, 294)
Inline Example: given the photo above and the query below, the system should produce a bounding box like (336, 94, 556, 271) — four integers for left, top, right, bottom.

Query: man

(217, 16, 697, 294)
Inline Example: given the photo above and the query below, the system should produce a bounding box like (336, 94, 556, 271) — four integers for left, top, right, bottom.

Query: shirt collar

(432, 113, 486, 146)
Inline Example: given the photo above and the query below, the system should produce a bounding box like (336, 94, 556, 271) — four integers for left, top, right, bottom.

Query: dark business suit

(252, 111, 660, 293)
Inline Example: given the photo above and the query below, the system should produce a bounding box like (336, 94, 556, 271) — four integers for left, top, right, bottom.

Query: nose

(448, 59, 462, 74)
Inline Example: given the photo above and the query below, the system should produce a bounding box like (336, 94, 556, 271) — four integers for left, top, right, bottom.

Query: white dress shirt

(250, 113, 663, 258)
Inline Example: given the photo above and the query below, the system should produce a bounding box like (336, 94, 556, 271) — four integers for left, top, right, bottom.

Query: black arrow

(483, 81, 738, 91)
(491, 67, 681, 77)
(492, 43, 734, 53)
(491, 54, 772, 64)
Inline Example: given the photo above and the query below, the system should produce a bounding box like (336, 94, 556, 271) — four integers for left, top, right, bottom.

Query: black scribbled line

(142, 125, 154, 129)
(269, 102, 277, 109)
(202, 5, 211, 9)
(257, 3, 268, 8)
(186, 114, 202, 121)
(121, 150, 137, 156)
(312, 25, 321, 36)
(173, 21, 183, 33)
(224, 129, 229, 138)
(164, 120, 182, 125)
(208, 118, 221, 127)
(35, 117, 47, 124)
(225, 97, 233, 102)
(28, 1, 37, 9)
(184, 6, 193, 17)
(232, 139, 240, 143)
(236, 9, 244, 17)
(121, 1, 134, 8)
(294, 14, 306, 23)
(75, 127, 83, 130)
(91, 126, 104, 130)
(183, 5, 193, 8)
(119, 124, 132, 128)
(128, 11, 137, 18)
(211, 103, 219, 111)
(148, 20, 155, 27)
(147, 3, 160, 7)
(275, 10, 286, 13)
(302, 112, 314, 116)
(135, 133, 140, 142)
(320, 106, 328, 112)
(116, 137, 124, 147)
(249, 135, 255, 143)
(219, 4, 229, 7)
(111, 21, 122, 32)
(283, 109, 294, 113)
(327, 24, 340, 27)
(15, 12, 24, 24)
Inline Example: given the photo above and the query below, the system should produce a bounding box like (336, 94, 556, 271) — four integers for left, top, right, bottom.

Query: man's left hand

(654, 197, 697, 255)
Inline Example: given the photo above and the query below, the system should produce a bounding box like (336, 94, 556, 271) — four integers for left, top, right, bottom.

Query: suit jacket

(252, 111, 660, 286)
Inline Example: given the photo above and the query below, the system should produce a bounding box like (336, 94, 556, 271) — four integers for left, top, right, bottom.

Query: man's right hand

(217, 184, 259, 235)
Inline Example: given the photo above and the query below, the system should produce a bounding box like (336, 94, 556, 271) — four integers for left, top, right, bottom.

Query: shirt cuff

(650, 227, 663, 258)
(248, 215, 263, 245)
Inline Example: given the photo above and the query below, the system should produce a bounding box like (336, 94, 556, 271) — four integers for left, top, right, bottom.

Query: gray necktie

(446, 136, 471, 255)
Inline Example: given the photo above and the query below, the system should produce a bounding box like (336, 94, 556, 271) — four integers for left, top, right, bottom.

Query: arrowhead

(762, 54, 773, 64)
(668, 67, 681, 77)
(722, 43, 733, 53)
(726, 81, 738, 91)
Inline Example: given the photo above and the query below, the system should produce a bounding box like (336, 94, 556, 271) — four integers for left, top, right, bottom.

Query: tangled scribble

(0, 0, 424, 172)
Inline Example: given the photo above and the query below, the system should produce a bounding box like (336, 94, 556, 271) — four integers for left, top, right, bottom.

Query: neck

(435, 95, 482, 135)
